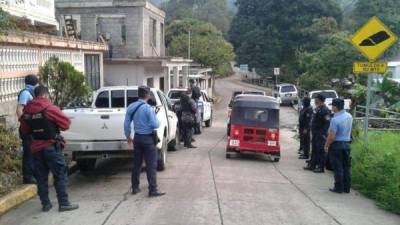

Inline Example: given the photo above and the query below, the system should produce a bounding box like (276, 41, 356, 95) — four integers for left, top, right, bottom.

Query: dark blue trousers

(33, 146, 69, 206)
(329, 142, 351, 192)
(132, 134, 158, 193)
(21, 135, 35, 181)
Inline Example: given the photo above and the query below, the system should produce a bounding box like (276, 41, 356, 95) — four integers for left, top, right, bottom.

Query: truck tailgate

(62, 108, 128, 141)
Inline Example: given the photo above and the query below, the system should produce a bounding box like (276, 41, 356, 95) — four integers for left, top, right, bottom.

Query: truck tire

(205, 114, 213, 127)
(77, 159, 96, 172)
(157, 138, 167, 171)
(168, 130, 179, 151)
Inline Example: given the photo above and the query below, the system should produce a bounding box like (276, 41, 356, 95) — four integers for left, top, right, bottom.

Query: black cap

(332, 98, 345, 110)
(315, 94, 326, 102)
(25, 74, 38, 86)
(138, 85, 151, 98)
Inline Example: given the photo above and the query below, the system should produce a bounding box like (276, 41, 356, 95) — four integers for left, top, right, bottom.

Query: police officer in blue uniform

(16, 74, 38, 184)
(304, 94, 331, 173)
(299, 97, 313, 160)
(324, 99, 353, 194)
(124, 86, 165, 197)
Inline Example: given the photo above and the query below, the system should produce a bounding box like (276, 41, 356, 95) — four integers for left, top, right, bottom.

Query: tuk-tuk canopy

(233, 95, 280, 110)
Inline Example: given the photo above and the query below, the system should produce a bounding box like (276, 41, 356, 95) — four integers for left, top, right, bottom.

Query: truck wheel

(205, 115, 213, 127)
(77, 159, 96, 172)
(157, 138, 167, 171)
(168, 130, 179, 151)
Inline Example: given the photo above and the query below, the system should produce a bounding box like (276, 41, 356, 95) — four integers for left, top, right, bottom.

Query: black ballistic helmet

(25, 74, 38, 86)
(332, 98, 345, 111)
(138, 86, 151, 99)
(302, 97, 311, 107)
(315, 94, 326, 102)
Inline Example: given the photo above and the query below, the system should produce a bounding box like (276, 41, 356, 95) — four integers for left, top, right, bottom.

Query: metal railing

(354, 105, 400, 131)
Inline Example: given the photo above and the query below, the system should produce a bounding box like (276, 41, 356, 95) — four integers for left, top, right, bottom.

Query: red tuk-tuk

(226, 95, 280, 162)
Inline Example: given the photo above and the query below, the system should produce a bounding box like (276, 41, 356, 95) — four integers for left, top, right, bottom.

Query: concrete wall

(103, 61, 165, 90)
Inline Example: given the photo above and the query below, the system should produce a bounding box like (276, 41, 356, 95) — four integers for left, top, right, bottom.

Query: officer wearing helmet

(298, 97, 313, 160)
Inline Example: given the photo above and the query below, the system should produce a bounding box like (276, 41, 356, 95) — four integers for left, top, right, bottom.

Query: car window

(95, 91, 110, 108)
(161, 93, 173, 111)
(111, 90, 125, 108)
(202, 92, 210, 102)
(127, 90, 157, 106)
(168, 91, 185, 100)
(311, 91, 337, 99)
(281, 85, 296, 93)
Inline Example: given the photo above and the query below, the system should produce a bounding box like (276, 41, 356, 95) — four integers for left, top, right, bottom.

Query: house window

(147, 78, 154, 88)
(121, 23, 126, 45)
(84, 54, 100, 90)
(150, 18, 157, 47)
(159, 77, 165, 92)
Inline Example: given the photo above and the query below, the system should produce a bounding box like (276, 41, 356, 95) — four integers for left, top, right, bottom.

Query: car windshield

(311, 91, 337, 99)
(281, 85, 296, 93)
(231, 107, 279, 128)
(233, 91, 243, 97)
(244, 91, 264, 95)
(168, 91, 185, 100)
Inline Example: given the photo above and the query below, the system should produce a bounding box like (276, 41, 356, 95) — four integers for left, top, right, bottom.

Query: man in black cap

(304, 94, 331, 173)
(124, 86, 165, 197)
(16, 74, 38, 184)
(298, 97, 313, 159)
(324, 98, 353, 194)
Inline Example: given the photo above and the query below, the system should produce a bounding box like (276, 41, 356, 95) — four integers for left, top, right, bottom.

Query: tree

(163, 0, 232, 33)
(166, 19, 235, 76)
(353, 0, 400, 58)
(0, 8, 16, 35)
(39, 57, 91, 108)
(229, 0, 342, 79)
(297, 32, 360, 93)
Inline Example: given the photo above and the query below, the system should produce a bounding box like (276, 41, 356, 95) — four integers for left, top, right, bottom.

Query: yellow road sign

(351, 17, 398, 62)
(353, 62, 387, 74)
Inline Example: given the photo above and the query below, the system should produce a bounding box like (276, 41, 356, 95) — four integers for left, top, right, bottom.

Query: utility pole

(188, 29, 191, 60)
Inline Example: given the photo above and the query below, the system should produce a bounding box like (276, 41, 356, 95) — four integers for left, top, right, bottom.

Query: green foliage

(352, 131, 400, 214)
(39, 56, 91, 108)
(0, 8, 17, 35)
(353, 0, 400, 57)
(0, 125, 21, 196)
(297, 32, 360, 91)
(229, 0, 342, 78)
(163, 0, 232, 33)
(166, 19, 235, 76)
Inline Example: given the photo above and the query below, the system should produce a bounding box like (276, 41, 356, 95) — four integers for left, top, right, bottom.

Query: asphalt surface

(1, 75, 399, 225)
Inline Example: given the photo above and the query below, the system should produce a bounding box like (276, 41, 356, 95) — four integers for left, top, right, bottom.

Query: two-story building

(55, 0, 192, 92)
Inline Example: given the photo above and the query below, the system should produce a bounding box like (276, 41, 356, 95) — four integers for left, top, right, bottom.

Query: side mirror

(155, 105, 162, 114)
(274, 93, 278, 98)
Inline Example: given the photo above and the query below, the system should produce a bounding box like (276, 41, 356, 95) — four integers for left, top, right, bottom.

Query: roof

(278, 83, 296, 87)
(233, 95, 280, 109)
(96, 86, 157, 92)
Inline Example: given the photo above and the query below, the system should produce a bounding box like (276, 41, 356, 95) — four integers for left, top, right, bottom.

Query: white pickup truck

(309, 90, 351, 111)
(62, 86, 178, 171)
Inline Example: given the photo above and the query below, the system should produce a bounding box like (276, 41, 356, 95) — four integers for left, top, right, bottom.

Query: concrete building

(0, 33, 107, 125)
(55, 0, 192, 92)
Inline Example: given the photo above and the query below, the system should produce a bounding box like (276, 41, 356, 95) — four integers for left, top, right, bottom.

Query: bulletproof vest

(23, 109, 60, 140)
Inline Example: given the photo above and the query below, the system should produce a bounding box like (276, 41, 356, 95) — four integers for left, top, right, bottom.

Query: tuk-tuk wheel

(274, 158, 280, 162)
(226, 153, 231, 159)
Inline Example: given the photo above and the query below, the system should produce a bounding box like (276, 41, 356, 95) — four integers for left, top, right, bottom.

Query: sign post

(274, 67, 280, 87)
(351, 16, 398, 144)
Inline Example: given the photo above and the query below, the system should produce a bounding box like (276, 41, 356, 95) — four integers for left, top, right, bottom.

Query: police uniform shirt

(329, 110, 353, 142)
(299, 106, 313, 129)
(124, 99, 160, 137)
(312, 105, 331, 134)
(18, 84, 35, 106)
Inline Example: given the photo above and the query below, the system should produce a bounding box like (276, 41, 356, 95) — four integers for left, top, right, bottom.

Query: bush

(352, 131, 400, 214)
(0, 125, 21, 196)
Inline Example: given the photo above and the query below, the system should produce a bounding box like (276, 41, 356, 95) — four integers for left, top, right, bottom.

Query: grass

(352, 131, 400, 214)
(0, 125, 22, 197)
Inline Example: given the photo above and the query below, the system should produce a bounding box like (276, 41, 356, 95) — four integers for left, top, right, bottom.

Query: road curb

(0, 161, 78, 216)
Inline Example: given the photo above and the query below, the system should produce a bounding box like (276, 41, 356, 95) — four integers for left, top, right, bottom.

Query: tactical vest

(23, 108, 60, 140)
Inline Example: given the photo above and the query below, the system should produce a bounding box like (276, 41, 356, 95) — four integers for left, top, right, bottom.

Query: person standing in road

(179, 89, 197, 149)
(16, 74, 38, 184)
(299, 97, 313, 160)
(124, 86, 165, 197)
(324, 99, 353, 194)
(304, 94, 331, 173)
(189, 79, 202, 135)
(20, 86, 79, 212)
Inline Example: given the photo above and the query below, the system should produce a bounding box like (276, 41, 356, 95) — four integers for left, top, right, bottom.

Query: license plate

(267, 141, 277, 146)
(285, 94, 292, 97)
(229, 140, 240, 147)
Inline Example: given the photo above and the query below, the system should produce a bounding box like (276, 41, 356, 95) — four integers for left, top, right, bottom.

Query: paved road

(2, 76, 399, 225)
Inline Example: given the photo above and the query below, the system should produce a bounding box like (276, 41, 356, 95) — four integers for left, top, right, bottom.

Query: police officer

(179, 89, 197, 149)
(189, 79, 202, 135)
(304, 94, 331, 173)
(299, 97, 313, 160)
(20, 86, 78, 212)
(16, 74, 38, 184)
(124, 86, 165, 197)
(324, 99, 353, 194)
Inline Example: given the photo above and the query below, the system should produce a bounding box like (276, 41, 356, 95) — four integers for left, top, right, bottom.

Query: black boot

(59, 203, 79, 212)
(149, 191, 166, 198)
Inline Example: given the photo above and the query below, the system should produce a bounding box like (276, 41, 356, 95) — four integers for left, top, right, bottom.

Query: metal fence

(354, 105, 400, 131)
